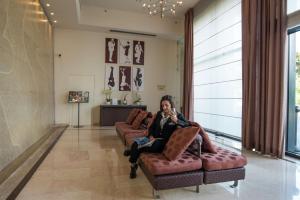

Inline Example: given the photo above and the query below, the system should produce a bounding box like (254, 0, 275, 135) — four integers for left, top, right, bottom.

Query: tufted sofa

(115, 121, 147, 145)
(115, 109, 247, 199)
(115, 108, 154, 145)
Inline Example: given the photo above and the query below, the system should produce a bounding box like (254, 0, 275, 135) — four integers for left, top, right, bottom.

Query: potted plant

(102, 89, 112, 104)
(132, 91, 142, 105)
(123, 93, 129, 105)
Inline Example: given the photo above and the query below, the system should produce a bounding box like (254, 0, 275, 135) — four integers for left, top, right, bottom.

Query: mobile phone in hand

(172, 108, 176, 115)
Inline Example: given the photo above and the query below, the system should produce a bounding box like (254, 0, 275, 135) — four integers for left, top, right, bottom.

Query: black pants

(129, 140, 166, 163)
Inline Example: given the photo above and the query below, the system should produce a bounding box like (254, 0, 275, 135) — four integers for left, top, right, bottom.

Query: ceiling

(40, 0, 200, 39)
(80, 0, 200, 18)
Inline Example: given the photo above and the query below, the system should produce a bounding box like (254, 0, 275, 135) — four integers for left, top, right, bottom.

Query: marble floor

(17, 127, 300, 200)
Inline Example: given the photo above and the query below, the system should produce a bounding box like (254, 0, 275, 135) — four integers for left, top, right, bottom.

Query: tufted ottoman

(139, 151, 204, 198)
(200, 147, 247, 186)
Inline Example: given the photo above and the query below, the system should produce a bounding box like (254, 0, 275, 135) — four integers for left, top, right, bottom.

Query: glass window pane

(296, 32, 300, 106)
(295, 32, 300, 149)
(288, 0, 300, 14)
(287, 29, 300, 155)
(193, 0, 242, 139)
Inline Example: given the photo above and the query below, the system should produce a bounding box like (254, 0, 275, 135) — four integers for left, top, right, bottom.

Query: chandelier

(137, 0, 183, 18)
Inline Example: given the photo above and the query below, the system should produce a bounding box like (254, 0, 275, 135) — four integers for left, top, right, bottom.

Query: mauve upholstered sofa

(115, 121, 147, 145)
(115, 109, 154, 145)
(115, 109, 247, 199)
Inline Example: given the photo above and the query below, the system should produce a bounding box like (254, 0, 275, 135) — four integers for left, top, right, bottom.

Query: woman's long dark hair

(160, 95, 175, 111)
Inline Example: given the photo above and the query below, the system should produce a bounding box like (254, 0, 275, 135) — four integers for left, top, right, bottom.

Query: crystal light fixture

(137, 0, 183, 18)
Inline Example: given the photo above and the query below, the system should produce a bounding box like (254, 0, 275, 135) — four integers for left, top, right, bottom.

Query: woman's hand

(170, 113, 178, 124)
(149, 136, 155, 141)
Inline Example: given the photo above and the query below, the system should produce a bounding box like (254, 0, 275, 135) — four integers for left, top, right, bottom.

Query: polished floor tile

(17, 127, 300, 200)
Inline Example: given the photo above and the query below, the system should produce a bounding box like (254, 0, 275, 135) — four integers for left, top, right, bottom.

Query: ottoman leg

(196, 185, 200, 193)
(230, 180, 238, 188)
(152, 188, 160, 199)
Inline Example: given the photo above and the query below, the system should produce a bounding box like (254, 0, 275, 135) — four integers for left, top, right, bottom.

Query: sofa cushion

(115, 122, 145, 140)
(140, 151, 202, 175)
(190, 122, 217, 153)
(126, 109, 140, 125)
(140, 112, 153, 129)
(163, 126, 200, 161)
(132, 111, 148, 129)
(200, 147, 247, 171)
(115, 121, 128, 133)
(147, 113, 156, 129)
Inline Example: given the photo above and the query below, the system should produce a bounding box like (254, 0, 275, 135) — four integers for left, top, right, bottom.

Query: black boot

(123, 149, 131, 156)
(130, 163, 138, 179)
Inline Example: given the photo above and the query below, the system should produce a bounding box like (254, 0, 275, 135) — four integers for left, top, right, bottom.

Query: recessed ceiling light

(46, 3, 50, 7)
(50, 12, 54, 15)
(53, 20, 57, 23)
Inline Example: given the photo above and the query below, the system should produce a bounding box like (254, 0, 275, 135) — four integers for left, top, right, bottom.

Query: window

(193, 0, 242, 139)
(288, 0, 300, 14)
(287, 27, 300, 157)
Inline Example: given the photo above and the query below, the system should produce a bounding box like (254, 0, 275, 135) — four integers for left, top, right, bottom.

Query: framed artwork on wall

(105, 38, 118, 63)
(105, 64, 118, 90)
(133, 40, 144, 65)
(119, 39, 132, 65)
(119, 66, 131, 91)
(132, 66, 144, 91)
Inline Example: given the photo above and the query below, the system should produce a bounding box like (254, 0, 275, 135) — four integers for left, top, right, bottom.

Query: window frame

(286, 26, 300, 157)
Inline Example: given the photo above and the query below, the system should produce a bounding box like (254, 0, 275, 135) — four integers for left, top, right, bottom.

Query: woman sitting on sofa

(127, 95, 189, 179)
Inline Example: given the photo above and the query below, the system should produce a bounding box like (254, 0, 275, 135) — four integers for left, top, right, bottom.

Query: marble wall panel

(0, 0, 54, 171)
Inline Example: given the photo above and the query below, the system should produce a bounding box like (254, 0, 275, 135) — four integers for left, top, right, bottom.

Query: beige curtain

(242, 0, 287, 157)
(183, 8, 194, 120)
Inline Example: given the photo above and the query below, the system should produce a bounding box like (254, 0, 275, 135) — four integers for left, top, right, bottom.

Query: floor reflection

(15, 127, 300, 200)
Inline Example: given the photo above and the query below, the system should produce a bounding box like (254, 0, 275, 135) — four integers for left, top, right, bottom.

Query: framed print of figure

(119, 66, 131, 91)
(105, 38, 118, 63)
(132, 66, 144, 91)
(105, 65, 118, 90)
(119, 39, 132, 65)
(133, 40, 144, 65)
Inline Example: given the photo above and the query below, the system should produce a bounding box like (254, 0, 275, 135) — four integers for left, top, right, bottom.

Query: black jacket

(148, 111, 189, 143)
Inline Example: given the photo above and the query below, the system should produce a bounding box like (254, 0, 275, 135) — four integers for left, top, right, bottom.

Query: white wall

(54, 28, 181, 126)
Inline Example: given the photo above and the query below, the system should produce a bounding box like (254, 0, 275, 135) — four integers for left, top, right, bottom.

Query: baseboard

(0, 127, 55, 185)
(0, 124, 68, 200)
